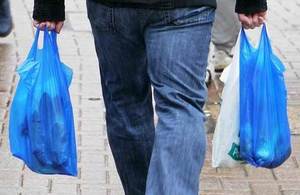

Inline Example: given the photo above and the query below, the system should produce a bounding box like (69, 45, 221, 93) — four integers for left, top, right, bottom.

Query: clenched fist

(33, 20, 64, 33)
(238, 11, 267, 29)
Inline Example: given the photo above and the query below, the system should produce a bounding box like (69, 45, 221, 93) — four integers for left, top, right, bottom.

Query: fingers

(238, 11, 267, 29)
(252, 14, 259, 28)
(258, 11, 267, 20)
(55, 21, 64, 34)
(38, 22, 47, 30)
(32, 20, 58, 31)
(32, 21, 48, 30)
(46, 22, 56, 31)
(258, 11, 267, 25)
(238, 14, 251, 29)
(248, 16, 254, 29)
(33, 20, 39, 28)
(239, 14, 254, 29)
(258, 16, 265, 25)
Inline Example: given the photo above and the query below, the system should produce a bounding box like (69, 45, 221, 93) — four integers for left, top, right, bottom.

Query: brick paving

(0, 0, 299, 195)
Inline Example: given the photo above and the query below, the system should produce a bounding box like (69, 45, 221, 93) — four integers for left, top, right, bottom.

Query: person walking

(211, 0, 241, 72)
(0, 0, 12, 37)
(32, 0, 267, 194)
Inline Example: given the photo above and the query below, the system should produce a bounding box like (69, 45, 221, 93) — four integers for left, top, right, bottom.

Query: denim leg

(87, 1, 155, 194)
(145, 7, 215, 195)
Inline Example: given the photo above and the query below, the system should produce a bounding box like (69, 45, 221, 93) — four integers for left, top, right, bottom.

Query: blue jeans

(87, 1, 215, 194)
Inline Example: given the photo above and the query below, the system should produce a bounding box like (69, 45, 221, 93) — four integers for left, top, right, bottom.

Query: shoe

(211, 50, 233, 73)
(0, 0, 13, 37)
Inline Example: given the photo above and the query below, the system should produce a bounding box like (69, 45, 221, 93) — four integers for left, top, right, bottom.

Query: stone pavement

(0, 0, 299, 195)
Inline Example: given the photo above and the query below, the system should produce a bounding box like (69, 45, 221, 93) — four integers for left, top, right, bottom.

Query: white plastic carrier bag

(212, 31, 244, 168)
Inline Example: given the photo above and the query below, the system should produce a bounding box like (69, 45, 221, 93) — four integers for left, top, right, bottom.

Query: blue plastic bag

(239, 24, 291, 168)
(9, 29, 77, 176)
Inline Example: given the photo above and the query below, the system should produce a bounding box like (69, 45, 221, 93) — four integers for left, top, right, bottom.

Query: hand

(33, 20, 64, 33)
(238, 11, 267, 29)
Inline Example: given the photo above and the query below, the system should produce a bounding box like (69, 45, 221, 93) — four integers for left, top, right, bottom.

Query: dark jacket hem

(235, 0, 267, 14)
(92, 0, 216, 9)
(33, 0, 65, 21)
(32, 0, 267, 21)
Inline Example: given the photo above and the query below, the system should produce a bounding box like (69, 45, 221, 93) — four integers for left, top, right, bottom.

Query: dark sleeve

(33, 0, 65, 21)
(235, 0, 267, 14)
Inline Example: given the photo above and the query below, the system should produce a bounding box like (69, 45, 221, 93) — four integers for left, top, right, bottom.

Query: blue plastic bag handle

(27, 29, 41, 60)
(241, 23, 285, 73)
(259, 24, 285, 72)
(240, 27, 251, 48)
(259, 24, 272, 52)
(27, 29, 60, 61)
(49, 30, 61, 62)
(241, 23, 269, 47)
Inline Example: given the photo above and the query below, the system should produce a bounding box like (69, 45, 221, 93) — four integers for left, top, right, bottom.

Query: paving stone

(250, 182, 281, 195)
(108, 171, 123, 186)
(0, 94, 9, 108)
(0, 170, 21, 187)
(223, 191, 252, 195)
(274, 156, 298, 170)
(109, 188, 125, 195)
(80, 151, 106, 165)
(0, 151, 23, 170)
(51, 175, 80, 185)
(0, 108, 7, 122)
(283, 190, 300, 195)
(244, 166, 276, 180)
(220, 178, 251, 191)
(51, 183, 78, 194)
(20, 189, 50, 195)
(201, 190, 224, 195)
(200, 177, 223, 191)
(80, 135, 106, 150)
(274, 169, 300, 181)
(216, 167, 247, 178)
(80, 105, 104, 120)
(68, 13, 92, 32)
(0, 188, 19, 195)
(80, 184, 107, 195)
(0, 134, 11, 152)
(201, 166, 218, 177)
(80, 161, 107, 173)
(80, 169, 107, 184)
(22, 176, 50, 189)
(80, 119, 105, 132)
(280, 181, 300, 191)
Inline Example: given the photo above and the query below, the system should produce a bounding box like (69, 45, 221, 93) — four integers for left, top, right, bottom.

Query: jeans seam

(169, 8, 215, 26)
(164, 10, 171, 24)
(111, 8, 116, 32)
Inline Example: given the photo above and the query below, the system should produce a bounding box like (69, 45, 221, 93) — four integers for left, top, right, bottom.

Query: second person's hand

(238, 11, 267, 29)
(33, 20, 64, 33)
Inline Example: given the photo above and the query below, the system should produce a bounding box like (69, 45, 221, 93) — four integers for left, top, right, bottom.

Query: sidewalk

(0, 0, 299, 195)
